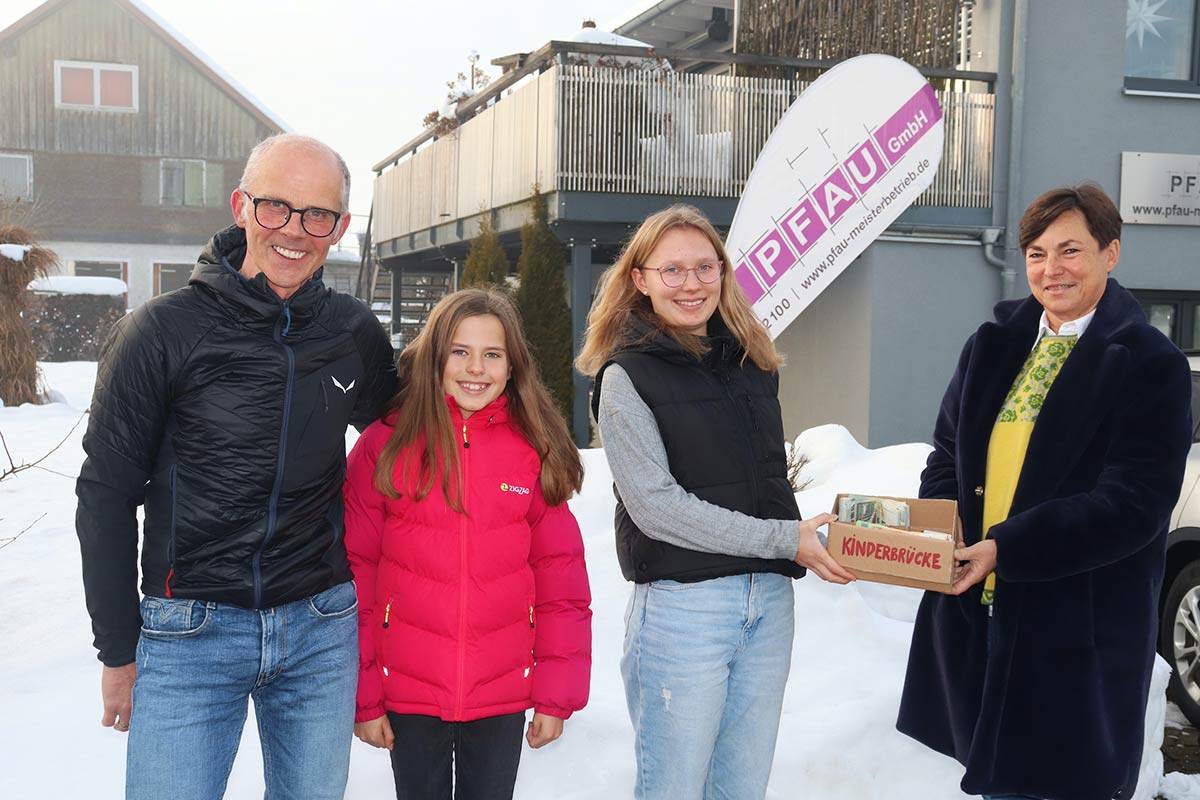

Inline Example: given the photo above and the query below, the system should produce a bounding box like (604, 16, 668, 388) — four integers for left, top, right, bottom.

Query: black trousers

(386, 711, 525, 800)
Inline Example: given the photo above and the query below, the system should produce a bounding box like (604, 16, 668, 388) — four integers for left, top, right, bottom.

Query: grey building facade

(369, 0, 1199, 448)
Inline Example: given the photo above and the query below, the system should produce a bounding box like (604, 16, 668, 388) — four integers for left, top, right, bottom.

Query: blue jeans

(621, 573, 794, 800)
(126, 581, 359, 800)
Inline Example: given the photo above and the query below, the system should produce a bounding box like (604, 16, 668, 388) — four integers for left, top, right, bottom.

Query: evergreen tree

(462, 215, 510, 288)
(514, 192, 573, 421)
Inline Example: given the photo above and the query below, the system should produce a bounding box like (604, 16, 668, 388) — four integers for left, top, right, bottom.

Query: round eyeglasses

(638, 262, 723, 288)
(243, 193, 342, 238)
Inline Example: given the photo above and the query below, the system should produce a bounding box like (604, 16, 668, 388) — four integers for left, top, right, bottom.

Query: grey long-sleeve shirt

(596, 363, 800, 561)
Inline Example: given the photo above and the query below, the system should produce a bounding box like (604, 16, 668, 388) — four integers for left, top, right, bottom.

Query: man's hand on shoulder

(101, 663, 137, 732)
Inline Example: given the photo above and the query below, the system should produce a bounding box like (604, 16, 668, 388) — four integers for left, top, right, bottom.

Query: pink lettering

(816, 168, 857, 225)
(778, 198, 826, 257)
(748, 230, 796, 289)
(844, 141, 884, 193)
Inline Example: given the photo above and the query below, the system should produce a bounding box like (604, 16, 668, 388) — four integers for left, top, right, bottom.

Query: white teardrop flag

(726, 54, 944, 339)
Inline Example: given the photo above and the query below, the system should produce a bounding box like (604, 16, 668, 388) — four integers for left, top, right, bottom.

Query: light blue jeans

(125, 581, 359, 800)
(621, 573, 795, 800)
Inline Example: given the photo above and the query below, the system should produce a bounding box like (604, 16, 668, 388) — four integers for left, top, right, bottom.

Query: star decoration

(1126, 0, 1172, 49)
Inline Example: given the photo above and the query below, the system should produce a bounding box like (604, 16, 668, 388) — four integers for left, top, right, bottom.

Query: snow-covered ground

(0, 361, 1195, 799)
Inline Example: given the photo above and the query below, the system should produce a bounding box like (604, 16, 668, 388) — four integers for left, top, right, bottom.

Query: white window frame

(70, 258, 129, 284)
(0, 153, 33, 201)
(54, 60, 139, 112)
(159, 158, 207, 207)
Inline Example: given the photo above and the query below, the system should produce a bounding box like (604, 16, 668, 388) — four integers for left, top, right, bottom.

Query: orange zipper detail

(529, 605, 535, 628)
(462, 424, 470, 448)
(383, 601, 391, 629)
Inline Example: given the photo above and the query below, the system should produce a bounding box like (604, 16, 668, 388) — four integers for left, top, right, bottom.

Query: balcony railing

(374, 56, 995, 245)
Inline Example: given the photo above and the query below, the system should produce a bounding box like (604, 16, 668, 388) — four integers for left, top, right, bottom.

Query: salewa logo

(500, 482, 530, 496)
(331, 375, 356, 394)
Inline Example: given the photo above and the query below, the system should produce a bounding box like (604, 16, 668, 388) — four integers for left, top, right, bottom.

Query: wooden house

(0, 0, 285, 308)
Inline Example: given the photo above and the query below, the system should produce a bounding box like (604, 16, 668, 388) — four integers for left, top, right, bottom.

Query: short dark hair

(1019, 183, 1122, 252)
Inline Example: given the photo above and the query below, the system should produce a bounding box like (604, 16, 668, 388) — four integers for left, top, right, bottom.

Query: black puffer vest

(593, 313, 804, 584)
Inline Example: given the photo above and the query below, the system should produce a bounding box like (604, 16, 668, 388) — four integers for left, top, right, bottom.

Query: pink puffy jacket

(344, 396, 591, 723)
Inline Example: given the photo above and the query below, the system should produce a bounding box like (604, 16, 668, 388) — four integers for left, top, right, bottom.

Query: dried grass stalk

(0, 225, 56, 406)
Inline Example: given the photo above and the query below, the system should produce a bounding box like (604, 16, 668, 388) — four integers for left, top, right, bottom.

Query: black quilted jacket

(76, 225, 397, 666)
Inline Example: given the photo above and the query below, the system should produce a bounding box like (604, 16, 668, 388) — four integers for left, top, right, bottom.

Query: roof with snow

(0, 0, 289, 133)
(29, 276, 128, 296)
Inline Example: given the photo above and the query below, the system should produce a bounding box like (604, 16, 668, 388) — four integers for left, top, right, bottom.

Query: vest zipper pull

(383, 602, 391, 629)
(529, 605, 535, 628)
(462, 424, 470, 448)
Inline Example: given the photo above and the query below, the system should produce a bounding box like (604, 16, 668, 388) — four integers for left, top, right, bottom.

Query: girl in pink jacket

(345, 288, 591, 799)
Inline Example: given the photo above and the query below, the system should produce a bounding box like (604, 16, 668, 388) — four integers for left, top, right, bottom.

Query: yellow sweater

(980, 335, 1078, 604)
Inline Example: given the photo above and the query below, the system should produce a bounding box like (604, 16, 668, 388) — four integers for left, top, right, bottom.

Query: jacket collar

(190, 225, 328, 334)
(991, 278, 1144, 344)
(614, 309, 742, 367)
(446, 393, 510, 427)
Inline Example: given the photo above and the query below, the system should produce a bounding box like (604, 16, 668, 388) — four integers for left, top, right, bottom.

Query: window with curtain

(55, 61, 138, 111)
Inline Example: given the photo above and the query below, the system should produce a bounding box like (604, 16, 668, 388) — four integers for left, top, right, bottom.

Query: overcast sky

(0, 0, 646, 231)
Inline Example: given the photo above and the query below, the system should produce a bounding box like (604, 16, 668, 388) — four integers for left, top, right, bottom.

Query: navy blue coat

(897, 279, 1193, 800)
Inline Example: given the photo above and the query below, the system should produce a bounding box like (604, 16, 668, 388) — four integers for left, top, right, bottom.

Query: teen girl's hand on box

(795, 512, 856, 584)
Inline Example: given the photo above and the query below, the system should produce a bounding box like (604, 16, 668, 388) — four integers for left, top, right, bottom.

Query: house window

(1132, 288, 1200, 350)
(54, 60, 138, 112)
(154, 263, 192, 295)
(161, 159, 206, 207)
(0, 153, 32, 201)
(74, 260, 128, 284)
(1125, 0, 1200, 93)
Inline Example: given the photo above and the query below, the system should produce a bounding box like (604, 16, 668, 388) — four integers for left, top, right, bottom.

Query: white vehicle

(1160, 355, 1200, 725)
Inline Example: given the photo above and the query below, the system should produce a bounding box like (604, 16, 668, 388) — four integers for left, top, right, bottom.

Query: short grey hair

(239, 133, 351, 213)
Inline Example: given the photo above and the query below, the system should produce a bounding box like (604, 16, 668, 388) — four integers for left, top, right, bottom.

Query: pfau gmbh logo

(500, 482, 530, 495)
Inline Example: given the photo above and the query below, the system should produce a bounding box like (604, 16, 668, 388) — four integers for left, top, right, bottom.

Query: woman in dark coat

(897, 184, 1194, 800)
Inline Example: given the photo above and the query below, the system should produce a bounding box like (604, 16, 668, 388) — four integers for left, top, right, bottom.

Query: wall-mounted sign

(1120, 152, 1200, 227)
(726, 54, 944, 340)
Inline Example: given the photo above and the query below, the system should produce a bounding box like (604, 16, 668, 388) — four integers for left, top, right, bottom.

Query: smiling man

(76, 134, 397, 800)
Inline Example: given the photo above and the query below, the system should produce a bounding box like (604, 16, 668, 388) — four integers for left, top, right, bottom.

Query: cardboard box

(826, 494, 960, 593)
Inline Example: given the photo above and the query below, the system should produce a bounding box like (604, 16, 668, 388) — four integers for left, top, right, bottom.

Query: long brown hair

(575, 204, 782, 376)
(374, 287, 583, 509)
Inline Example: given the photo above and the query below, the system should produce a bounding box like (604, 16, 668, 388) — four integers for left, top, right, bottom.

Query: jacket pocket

(140, 597, 210, 639)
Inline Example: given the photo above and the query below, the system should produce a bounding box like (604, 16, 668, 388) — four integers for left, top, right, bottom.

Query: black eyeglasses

(638, 262, 723, 288)
(243, 192, 342, 238)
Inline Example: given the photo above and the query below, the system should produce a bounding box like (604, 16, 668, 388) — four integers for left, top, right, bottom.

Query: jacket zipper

(383, 599, 392, 629)
(254, 301, 295, 609)
(454, 421, 471, 718)
(165, 464, 178, 597)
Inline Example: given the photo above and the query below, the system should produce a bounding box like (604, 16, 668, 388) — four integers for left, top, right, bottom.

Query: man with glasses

(76, 133, 397, 799)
